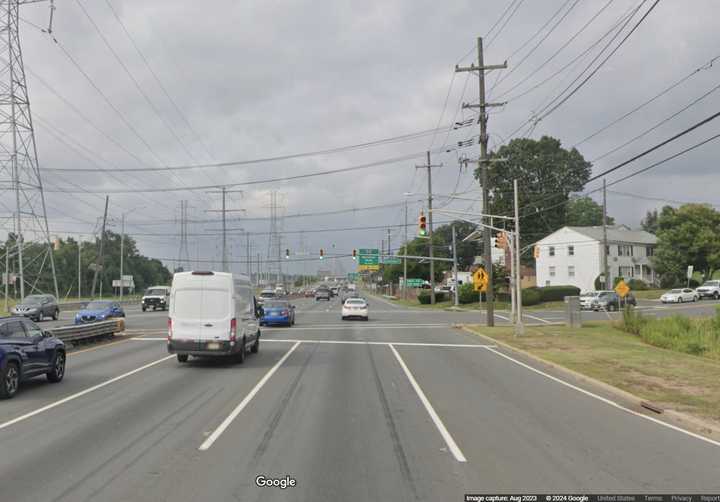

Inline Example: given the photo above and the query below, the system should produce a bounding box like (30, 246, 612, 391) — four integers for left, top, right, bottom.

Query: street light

(116, 206, 146, 302)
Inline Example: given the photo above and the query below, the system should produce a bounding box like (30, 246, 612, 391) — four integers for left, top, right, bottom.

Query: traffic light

(495, 232, 508, 249)
(285, 249, 290, 259)
(418, 212, 427, 236)
(352, 249, 357, 260)
(319, 248, 324, 259)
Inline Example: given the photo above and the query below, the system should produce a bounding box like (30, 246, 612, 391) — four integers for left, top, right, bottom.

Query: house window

(549, 266, 556, 277)
(549, 246, 555, 257)
(634, 265, 641, 276)
(646, 246, 655, 256)
(568, 245, 574, 256)
(606, 245, 610, 256)
(619, 266, 634, 277)
(568, 266, 575, 277)
(618, 245, 634, 257)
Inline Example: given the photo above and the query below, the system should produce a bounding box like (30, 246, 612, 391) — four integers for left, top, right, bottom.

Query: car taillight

(281, 310, 289, 316)
(167, 318, 173, 341)
(230, 318, 237, 343)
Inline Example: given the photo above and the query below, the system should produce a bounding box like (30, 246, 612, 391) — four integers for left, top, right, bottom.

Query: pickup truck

(695, 280, 720, 300)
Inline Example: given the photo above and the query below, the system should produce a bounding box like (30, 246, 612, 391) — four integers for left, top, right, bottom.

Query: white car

(660, 288, 698, 304)
(341, 298, 368, 321)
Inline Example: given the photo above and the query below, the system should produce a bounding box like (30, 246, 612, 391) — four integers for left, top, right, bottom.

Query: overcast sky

(8, 0, 720, 277)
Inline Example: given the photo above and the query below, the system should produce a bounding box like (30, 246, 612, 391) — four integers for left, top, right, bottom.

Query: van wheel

(236, 337, 246, 364)
(142, 306, 146, 312)
(177, 354, 188, 363)
(53, 309, 59, 320)
(251, 333, 260, 354)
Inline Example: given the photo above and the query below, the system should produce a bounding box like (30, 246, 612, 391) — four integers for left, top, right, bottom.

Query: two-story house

(535, 225, 658, 292)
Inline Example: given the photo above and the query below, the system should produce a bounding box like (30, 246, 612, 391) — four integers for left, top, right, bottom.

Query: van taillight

(167, 318, 173, 341)
(230, 318, 237, 342)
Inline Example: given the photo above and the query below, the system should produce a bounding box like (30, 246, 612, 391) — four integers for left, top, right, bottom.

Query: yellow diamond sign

(473, 268, 488, 292)
(615, 280, 630, 298)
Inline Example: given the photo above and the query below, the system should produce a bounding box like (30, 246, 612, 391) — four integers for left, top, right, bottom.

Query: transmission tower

(266, 191, 285, 286)
(0, 1, 59, 300)
(177, 200, 190, 271)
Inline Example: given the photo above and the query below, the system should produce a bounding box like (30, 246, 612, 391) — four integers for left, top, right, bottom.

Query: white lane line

(493, 313, 510, 321)
(132, 337, 496, 348)
(483, 346, 720, 448)
(0, 355, 175, 432)
(522, 313, 553, 324)
(263, 324, 450, 331)
(199, 341, 301, 451)
(389, 344, 467, 462)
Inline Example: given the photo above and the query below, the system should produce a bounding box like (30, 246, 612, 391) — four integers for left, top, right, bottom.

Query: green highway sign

(358, 248, 380, 271)
(382, 257, 401, 265)
(405, 278, 424, 287)
(347, 272, 359, 281)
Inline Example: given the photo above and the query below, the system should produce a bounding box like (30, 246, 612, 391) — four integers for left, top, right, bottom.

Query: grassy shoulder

(466, 322, 720, 424)
(390, 297, 566, 311)
(631, 289, 665, 300)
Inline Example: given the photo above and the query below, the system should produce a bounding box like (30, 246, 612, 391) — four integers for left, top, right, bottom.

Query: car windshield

(670, 289, 683, 293)
(146, 289, 166, 296)
(22, 295, 43, 305)
(702, 281, 720, 287)
(260, 291, 275, 298)
(85, 301, 111, 310)
(345, 299, 366, 306)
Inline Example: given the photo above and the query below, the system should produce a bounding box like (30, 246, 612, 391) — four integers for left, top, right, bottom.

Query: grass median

(465, 321, 720, 425)
(389, 297, 566, 311)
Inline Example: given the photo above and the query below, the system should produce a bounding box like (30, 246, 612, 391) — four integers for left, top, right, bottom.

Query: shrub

(627, 279, 650, 291)
(620, 305, 646, 335)
(536, 285, 580, 302)
(521, 287, 542, 306)
(417, 291, 446, 304)
(458, 283, 477, 304)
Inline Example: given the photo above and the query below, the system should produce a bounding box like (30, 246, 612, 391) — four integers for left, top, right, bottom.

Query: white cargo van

(167, 271, 261, 363)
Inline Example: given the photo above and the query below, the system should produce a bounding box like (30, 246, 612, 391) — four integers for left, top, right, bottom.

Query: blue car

(260, 300, 295, 327)
(74, 300, 125, 325)
(0, 317, 66, 399)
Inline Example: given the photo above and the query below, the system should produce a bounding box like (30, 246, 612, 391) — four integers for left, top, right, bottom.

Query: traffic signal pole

(416, 151, 442, 304)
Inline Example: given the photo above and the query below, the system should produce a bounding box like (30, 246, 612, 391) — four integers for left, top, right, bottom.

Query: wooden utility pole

(602, 178, 610, 290)
(456, 37, 506, 326)
(416, 151, 442, 304)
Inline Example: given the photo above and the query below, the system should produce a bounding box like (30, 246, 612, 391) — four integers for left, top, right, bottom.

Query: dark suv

(12, 294, 60, 322)
(0, 317, 66, 399)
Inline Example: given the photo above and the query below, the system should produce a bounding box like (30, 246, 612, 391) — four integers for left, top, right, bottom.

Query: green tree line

(2, 231, 171, 300)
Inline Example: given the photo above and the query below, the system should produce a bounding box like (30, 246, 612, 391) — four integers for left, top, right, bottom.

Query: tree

(481, 136, 592, 261)
(640, 208, 664, 234)
(653, 204, 720, 286)
(566, 196, 614, 226)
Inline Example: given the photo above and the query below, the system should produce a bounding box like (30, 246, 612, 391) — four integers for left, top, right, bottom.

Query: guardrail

(48, 319, 125, 344)
(58, 299, 140, 311)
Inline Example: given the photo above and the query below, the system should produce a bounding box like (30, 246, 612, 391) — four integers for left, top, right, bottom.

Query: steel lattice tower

(0, 0, 58, 299)
(177, 200, 190, 271)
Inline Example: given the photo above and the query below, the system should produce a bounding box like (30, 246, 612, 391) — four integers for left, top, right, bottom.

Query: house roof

(564, 225, 657, 245)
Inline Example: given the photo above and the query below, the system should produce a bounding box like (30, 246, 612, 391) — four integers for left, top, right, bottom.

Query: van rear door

(171, 278, 232, 345)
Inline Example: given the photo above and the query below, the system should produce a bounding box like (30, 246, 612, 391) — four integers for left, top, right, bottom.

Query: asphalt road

(1, 295, 719, 501)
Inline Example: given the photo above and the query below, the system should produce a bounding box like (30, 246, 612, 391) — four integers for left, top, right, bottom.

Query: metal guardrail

(48, 319, 125, 344)
(58, 299, 140, 311)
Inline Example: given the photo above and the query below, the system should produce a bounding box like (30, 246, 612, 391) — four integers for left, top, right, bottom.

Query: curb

(461, 325, 720, 441)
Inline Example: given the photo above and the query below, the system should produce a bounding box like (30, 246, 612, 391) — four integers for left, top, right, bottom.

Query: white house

(535, 225, 658, 292)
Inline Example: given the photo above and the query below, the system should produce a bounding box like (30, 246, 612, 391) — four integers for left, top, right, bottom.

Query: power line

(571, 52, 720, 148)
(589, 80, 720, 163)
(486, 0, 526, 49)
(533, 0, 660, 123)
(41, 124, 467, 172)
(101, 0, 215, 162)
(494, 0, 615, 100)
(607, 190, 720, 208)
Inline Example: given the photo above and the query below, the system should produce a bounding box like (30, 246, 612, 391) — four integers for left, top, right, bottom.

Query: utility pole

(403, 198, 408, 299)
(119, 212, 124, 301)
(91, 196, 109, 298)
(77, 236, 81, 300)
(602, 178, 610, 290)
(206, 187, 244, 273)
(452, 225, 459, 307)
(416, 151, 443, 304)
(456, 36, 506, 326)
(246, 232, 251, 279)
(4, 238, 9, 313)
(514, 179, 524, 335)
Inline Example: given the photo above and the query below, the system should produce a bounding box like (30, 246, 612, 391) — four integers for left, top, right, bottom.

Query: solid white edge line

(493, 313, 510, 321)
(483, 346, 720, 448)
(198, 341, 302, 451)
(0, 355, 175, 432)
(389, 344, 467, 462)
